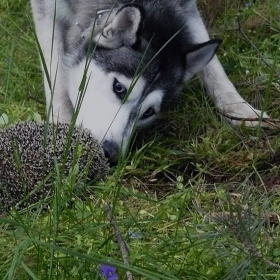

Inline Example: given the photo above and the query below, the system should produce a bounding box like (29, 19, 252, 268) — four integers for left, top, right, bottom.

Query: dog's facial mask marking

(68, 59, 163, 159)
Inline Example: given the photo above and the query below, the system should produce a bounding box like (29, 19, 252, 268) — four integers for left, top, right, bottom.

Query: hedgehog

(0, 121, 109, 214)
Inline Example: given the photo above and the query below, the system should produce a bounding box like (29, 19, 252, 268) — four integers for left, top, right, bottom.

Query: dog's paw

(219, 103, 277, 129)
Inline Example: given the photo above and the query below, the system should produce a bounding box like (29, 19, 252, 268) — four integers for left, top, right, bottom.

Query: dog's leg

(30, 0, 73, 123)
(184, 1, 270, 127)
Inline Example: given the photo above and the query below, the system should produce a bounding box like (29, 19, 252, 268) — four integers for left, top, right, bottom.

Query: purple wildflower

(100, 265, 118, 280)
(245, 2, 252, 7)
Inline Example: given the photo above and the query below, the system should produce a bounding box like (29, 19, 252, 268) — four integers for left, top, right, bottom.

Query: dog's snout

(102, 140, 119, 164)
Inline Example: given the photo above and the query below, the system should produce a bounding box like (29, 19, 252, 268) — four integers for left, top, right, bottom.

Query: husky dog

(30, 0, 269, 163)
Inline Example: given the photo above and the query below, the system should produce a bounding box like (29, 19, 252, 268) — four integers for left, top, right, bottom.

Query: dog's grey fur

(30, 0, 269, 163)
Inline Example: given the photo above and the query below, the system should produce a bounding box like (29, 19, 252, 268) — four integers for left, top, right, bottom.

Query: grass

(0, 0, 280, 279)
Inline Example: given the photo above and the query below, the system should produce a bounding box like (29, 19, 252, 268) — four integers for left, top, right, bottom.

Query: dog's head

(68, 4, 221, 163)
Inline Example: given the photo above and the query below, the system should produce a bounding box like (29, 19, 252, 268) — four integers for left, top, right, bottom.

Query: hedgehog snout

(102, 140, 119, 165)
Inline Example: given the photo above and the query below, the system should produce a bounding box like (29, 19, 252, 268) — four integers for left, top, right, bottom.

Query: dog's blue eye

(113, 78, 127, 99)
(142, 107, 155, 119)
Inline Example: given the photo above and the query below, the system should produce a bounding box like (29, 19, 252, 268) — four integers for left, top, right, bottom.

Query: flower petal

(108, 273, 118, 280)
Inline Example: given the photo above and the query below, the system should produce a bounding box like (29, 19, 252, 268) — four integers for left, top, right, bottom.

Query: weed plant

(0, 0, 280, 279)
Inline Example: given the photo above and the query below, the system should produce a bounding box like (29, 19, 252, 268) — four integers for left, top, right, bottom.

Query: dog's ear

(93, 5, 144, 49)
(184, 39, 222, 81)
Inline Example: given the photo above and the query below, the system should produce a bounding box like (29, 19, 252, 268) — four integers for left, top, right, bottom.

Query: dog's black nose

(102, 140, 119, 164)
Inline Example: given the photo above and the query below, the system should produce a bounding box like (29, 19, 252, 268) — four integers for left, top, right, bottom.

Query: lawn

(0, 0, 280, 279)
